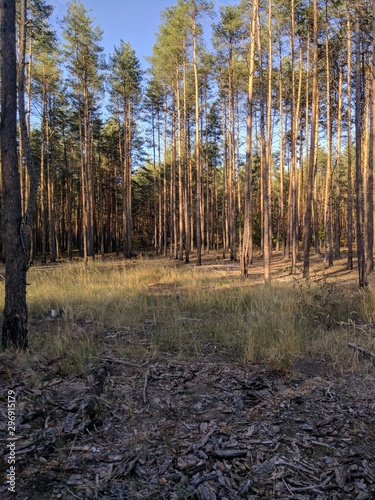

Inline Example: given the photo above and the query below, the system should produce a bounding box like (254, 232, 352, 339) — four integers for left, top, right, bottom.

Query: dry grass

(0, 253, 375, 375)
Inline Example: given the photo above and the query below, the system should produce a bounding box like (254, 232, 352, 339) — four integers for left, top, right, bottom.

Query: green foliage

(62, 0, 104, 94)
(108, 40, 142, 111)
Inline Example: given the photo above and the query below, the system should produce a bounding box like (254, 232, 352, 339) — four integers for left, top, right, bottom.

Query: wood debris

(0, 356, 374, 499)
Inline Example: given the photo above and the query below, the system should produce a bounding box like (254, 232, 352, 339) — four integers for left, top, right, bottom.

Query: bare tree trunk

(324, 6, 333, 268)
(177, 76, 184, 261)
(18, 0, 38, 264)
(163, 96, 168, 257)
(40, 87, 48, 264)
(183, 59, 190, 263)
(241, 0, 257, 277)
(1, 0, 29, 349)
(228, 39, 236, 262)
(263, 0, 273, 282)
(347, 7, 354, 270)
(335, 47, 343, 259)
(222, 102, 228, 258)
(157, 109, 163, 255)
(290, 0, 298, 273)
(46, 112, 57, 262)
(192, 0, 202, 265)
(83, 85, 95, 259)
(366, 0, 375, 275)
(303, 0, 318, 275)
(355, 0, 366, 287)
(279, 38, 286, 258)
(170, 95, 177, 260)
(363, 71, 373, 275)
(123, 102, 133, 259)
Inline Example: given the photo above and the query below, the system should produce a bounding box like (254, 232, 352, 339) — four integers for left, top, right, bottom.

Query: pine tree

(62, 0, 104, 262)
(109, 40, 142, 259)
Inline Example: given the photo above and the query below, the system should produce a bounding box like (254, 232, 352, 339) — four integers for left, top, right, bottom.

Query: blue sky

(50, 0, 238, 70)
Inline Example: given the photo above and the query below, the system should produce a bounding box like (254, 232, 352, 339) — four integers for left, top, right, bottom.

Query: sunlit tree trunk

(335, 48, 343, 259)
(347, 8, 354, 270)
(279, 38, 286, 258)
(262, 0, 273, 282)
(366, 0, 375, 275)
(290, 0, 298, 273)
(18, 0, 38, 264)
(177, 75, 185, 261)
(163, 96, 168, 257)
(303, 0, 318, 275)
(192, 0, 202, 265)
(170, 94, 177, 260)
(355, 0, 366, 287)
(183, 59, 191, 263)
(324, 6, 333, 268)
(241, 0, 258, 277)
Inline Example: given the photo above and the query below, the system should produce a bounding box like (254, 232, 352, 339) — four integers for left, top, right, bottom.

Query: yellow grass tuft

(0, 257, 373, 375)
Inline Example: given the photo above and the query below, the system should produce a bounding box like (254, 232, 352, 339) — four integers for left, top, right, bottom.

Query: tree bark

(1, 0, 29, 349)
(355, 0, 366, 287)
(18, 0, 38, 264)
(303, 0, 318, 275)
(323, 5, 333, 268)
(192, 0, 202, 266)
(334, 47, 343, 259)
(241, 0, 257, 277)
(347, 7, 354, 270)
(366, 0, 375, 275)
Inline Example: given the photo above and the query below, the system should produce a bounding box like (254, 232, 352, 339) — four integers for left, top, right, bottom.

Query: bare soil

(1, 252, 375, 499)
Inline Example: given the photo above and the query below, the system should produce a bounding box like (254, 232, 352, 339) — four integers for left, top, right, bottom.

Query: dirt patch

(1, 353, 374, 499)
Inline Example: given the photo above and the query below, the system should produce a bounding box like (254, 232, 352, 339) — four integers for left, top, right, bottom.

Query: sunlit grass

(0, 256, 374, 375)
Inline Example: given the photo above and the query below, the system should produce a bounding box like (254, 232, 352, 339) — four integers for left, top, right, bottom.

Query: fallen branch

(178, 317, 202, 322)
(102, 356, 148, 368)
(348, 342, 375, 358)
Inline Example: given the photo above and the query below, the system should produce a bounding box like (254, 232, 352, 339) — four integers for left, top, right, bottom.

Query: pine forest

(2, 1, 375, 497)
(1, 0, 375, 284)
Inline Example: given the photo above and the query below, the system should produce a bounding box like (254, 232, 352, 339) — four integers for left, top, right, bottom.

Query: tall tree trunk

(123, 103, 133, 259)
(18, 0, 38, 264)
(240, 0, 257, 276)
(263, 0, 273, 282)
(324, 6, 333, 267)
(83, 84, 95, 259)
(1, 0, 29, 349)
(279, 38, 286, 258)
(355, 0, 366, 287)
(192, 0, 202, 265)
(183, 57, 191, 263)
(163, 96, 168, 257)
(335, 48, 343, 259)
(347, 7, 354, 270)
(170, 95, 177, 260)
(289, 0, 298, 273)
(364, 69, 373, 275)
(177, 76, 184, 261)
(366, 0, 375, 275)
(40, 86, 48, 264)
(303, 0, 318, 275)
(228, 38, 236, 262)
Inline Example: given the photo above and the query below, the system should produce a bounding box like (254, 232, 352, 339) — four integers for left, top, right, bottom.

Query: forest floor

(1, 251, 375, 499)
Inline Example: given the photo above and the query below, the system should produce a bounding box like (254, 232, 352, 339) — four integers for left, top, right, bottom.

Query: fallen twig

(102, 356, 149, 368)
(348, 342, 375, 358)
